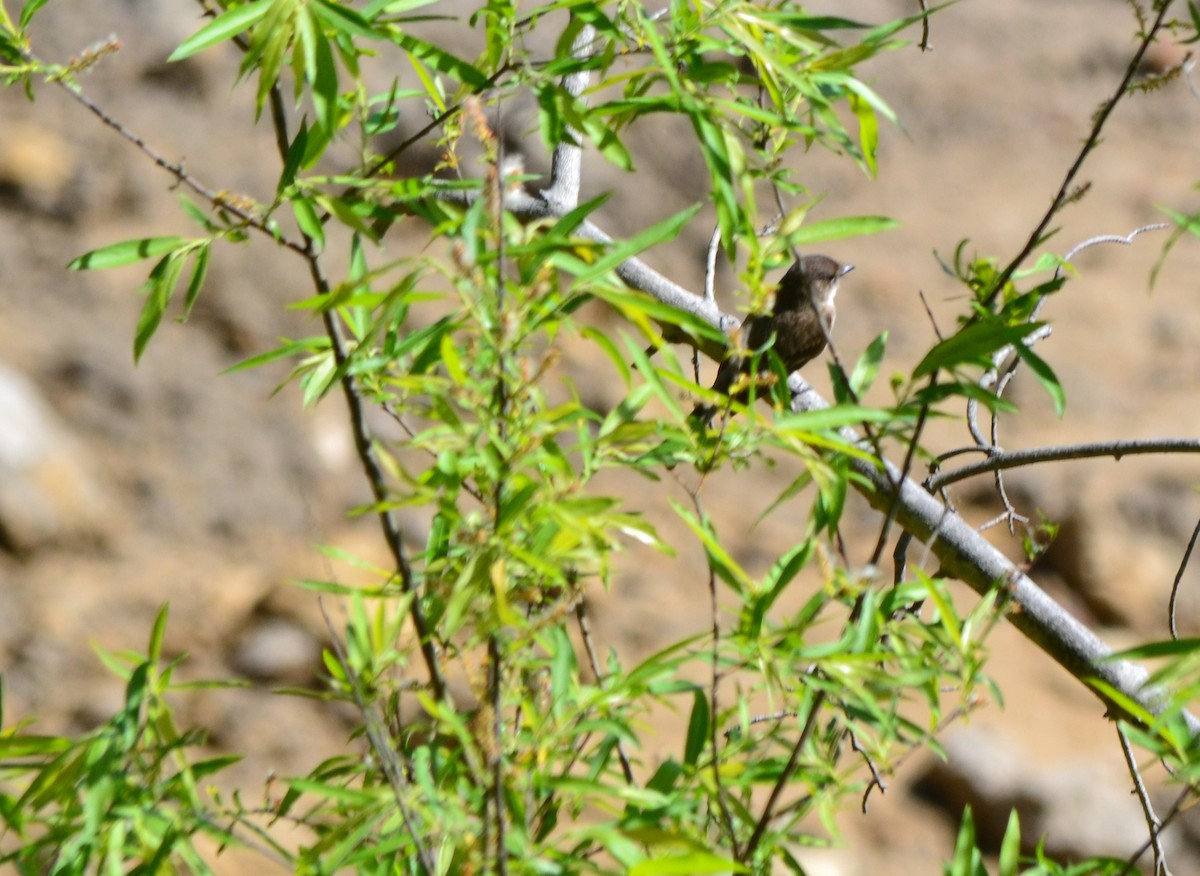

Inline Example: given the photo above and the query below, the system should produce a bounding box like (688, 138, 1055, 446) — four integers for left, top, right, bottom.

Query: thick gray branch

(788, 377, 1199, 734)
(441, 105, 1196, 732)
(541, 23, 595, 212)
(443, 172, 1198, 731)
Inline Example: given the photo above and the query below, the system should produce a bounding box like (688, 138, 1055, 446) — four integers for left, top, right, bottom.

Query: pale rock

(0, 363, 115, 553)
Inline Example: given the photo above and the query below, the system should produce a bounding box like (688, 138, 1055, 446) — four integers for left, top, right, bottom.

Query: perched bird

(694, 254, 853, 422)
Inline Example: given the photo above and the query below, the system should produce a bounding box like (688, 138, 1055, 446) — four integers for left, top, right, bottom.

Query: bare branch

(446, 169, 1200, 734)
(927, 438, 1200, 491)
(1117, 724, 1173, 876)
(1061, 224, 1170, 264)
(42, 60, 308, 255)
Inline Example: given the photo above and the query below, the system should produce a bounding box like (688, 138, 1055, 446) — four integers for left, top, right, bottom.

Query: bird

(693, 254, 853, 423)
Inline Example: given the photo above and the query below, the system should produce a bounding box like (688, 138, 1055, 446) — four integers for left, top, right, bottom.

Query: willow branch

(927, 439, 1200, 491)
(541, 23, 595, 211)
(787, 377, 1200, 736)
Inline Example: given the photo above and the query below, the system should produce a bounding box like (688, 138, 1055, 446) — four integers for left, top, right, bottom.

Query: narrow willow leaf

(912, 321, 1045, 379)
(168, 2, 272, 61)
(789, 215, 898, 245)
(180, 242, 210, 321)
(949, 806, 978, 876)
(998, 810, 1021, 876)
(224, 336, 330, 374)
(293, 197, 325, 250)
(306, 14, 339, 140)
(629, 851, 749, 875)
(1013, 341, 1065, 415)
(391, 31, 489, 88)
(773, 404, 899, 433)
(147, 604, 169, 663)
(849, 91, 879, 176)
(68, 236, 185, 270)
(18, 0, 50, 30)
(310, 0, 381, 39)
(683, 689, 708, 767)
(1109, 637, 1200, 660)
(134, 251, 188, 362)
(279, 121, 310, 191)
(850, 331, 888, 395)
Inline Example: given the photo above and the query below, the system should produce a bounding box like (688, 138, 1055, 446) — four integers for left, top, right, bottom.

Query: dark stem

(979, 2, 1175, 311)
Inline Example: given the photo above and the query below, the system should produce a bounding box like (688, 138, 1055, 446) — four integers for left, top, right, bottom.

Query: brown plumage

(695, 254, 853, 421)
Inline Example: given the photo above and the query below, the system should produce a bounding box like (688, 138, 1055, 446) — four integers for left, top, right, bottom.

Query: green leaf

(1108, 637, 1200, 660)
(245, 0, 296, 119)
(19, 0, 51, 30)
(949, 806, 981, 876)
(279, 121, 310, 191)
(310, 0, 381, 39)
(134, 250, 189, 362)
(147, 604, 169, 663)
(1014, 341, 1065, 416)
(998, 809, 1021, 876)
(301, 12, 340, 140)
(168, 1, 272, 61)
(68, 236, 186, 270)
(391, 31, 490, 89)
(912, 321, 1045, 379)
(772, 404, 900, 433)
(630, 852, 749, 875)
(848, 91, 879, 176)
(849, 331, 887, 395)
(789, 215, 899, 245)
(689, 107, 741, 253)
(293, 197, 325, 250)
(683, 689, 708, 767)
(224, 335, 330, 374)
(671, 499, 752, 594)
(180, 242, 210, 321)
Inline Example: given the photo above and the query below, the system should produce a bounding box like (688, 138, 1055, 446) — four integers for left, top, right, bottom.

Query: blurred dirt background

(3, 0, 1200, 872)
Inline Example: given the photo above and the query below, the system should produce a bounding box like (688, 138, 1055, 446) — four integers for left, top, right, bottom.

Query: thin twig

(1120, 784, 1196, 876)
(978, 4, 1174, 312)
(848, 729, 887, 813)
(699, 492, 739, 856)
(927, 438, 1200, 491)
(37, 57, 307, 255)
(743, 690, 827, 862)
(1168, 516, 1200, 641)
(1117, 724, 1172, 876)
(1061, 224, 1170, 265)
(704, 225, 721, 304)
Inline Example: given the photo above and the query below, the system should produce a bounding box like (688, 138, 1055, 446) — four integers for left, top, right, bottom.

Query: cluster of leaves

(0, 609, 245, 872)
(6, 0, 1199, 873)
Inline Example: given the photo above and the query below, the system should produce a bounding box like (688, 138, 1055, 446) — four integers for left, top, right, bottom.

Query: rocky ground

(3, 0, 1200, 873)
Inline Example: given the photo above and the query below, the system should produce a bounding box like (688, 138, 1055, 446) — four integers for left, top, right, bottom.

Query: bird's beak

(840, 264, 855, 277)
